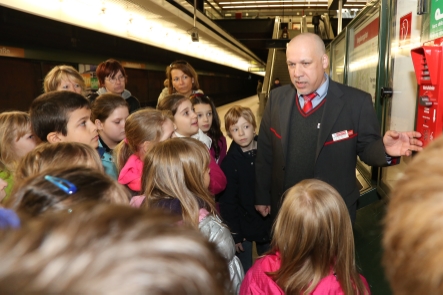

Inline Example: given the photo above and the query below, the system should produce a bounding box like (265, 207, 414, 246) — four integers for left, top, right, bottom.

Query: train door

(330, 34, 346, 83)
(345, 3, 381, 182)
(377, 0, 421, 196)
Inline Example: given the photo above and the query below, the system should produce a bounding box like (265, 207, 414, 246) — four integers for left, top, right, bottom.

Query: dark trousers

(236, 240, 270, 273)
(348, 201, 357, 224)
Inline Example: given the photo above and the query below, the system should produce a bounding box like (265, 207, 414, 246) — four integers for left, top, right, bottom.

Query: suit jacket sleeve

(356, 92, 387, 167)
(255, 92, 274, 206)
(219, 155, 243, 243)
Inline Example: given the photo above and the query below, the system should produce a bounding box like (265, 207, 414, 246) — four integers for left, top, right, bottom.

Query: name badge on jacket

(332, 130, 354, 141)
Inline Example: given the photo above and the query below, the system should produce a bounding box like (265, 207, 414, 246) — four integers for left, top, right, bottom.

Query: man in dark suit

(255, 33, 422, 222)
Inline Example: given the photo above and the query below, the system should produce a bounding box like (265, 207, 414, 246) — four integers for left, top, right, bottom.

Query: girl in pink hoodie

(240, 179, 370, 295)
(115, 108, 174, 195)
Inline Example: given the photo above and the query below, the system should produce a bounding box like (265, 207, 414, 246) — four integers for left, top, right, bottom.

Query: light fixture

(0, 0, 263, 74)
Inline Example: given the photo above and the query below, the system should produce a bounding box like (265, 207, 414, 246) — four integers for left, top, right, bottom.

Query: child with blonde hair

(43, 65, 86, 95)
(240, 179, 370, 295)
(157, 94, 226, 195)
(14, 142, 103, 186)
(91, 94, 129, 179)
(115, 108, 174, 195)
(0, 111, 37, 203)
(138, 138, 244, 293)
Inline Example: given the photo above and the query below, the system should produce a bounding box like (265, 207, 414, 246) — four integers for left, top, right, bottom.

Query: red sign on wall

(400, 13, 412, 41)
(354, 17, 380, 48)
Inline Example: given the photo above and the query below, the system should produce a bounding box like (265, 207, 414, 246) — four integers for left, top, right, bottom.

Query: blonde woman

(43, 65, 86, 95)
(241, 179, 370, 295)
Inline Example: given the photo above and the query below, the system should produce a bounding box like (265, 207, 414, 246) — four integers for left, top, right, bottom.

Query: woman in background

(167, 60, 203, 97)
(88, 59, 140, 113)
(43, 65, 85, 95)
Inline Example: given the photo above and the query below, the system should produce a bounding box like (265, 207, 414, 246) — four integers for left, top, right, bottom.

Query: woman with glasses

(88, 59, 141, 114)
(167, 60, 203, 98)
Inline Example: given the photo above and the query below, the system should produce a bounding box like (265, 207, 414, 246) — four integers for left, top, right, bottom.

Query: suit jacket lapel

(279, 87, 296, 159)
(316, 79, 345, 161)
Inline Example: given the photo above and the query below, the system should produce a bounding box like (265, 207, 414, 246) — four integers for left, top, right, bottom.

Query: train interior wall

(0, 6, 261, 111)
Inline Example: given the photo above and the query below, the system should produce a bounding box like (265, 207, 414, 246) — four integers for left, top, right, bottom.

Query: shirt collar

(297, 73, 329, 99)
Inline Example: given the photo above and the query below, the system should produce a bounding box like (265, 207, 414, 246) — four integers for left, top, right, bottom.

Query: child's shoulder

(255, 253, 281, 273)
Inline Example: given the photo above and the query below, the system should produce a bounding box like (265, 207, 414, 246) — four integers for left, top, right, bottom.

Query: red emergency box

(411, 37, 443, 146)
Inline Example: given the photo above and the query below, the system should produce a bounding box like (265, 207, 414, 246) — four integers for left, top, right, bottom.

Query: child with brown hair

(91, 93, 129, 179)
(0, 111, 37, 203)
(115, 108, 174, 195)
(30, 91, 98, 148)
(190, 94, 227, 165)
(139, 137, 244, 293)
(0, 203, 230, 294)
(240, 179, 370, 294)
(10, 167, 130, 218)
(14, 142, 103, 186)
(157, 94, 226, 195)
(219, 106, 271, 273)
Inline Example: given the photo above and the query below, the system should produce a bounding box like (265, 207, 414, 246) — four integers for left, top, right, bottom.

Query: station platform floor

(216, 95, 392, 295)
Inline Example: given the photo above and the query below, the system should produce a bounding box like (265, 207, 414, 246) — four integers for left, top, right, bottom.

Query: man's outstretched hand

(384, 130, 423, 157)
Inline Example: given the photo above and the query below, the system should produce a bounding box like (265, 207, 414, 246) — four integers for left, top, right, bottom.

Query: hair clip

(44, 175, 77, 195)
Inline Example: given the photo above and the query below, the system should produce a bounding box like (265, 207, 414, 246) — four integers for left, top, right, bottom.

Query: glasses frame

(105, 75, 126, 84)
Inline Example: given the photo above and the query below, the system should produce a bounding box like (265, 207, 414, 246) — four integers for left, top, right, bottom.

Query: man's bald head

(288, 33, 326, 57)
(286, 33, 328, 95)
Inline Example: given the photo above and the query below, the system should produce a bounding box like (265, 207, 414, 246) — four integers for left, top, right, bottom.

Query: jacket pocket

(324, 133, 358, 146)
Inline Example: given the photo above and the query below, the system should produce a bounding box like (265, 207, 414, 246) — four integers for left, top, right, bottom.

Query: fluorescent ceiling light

(219, 0, 316, 3)
(0, 0, 263, 74)
(222, 4, 328, 7)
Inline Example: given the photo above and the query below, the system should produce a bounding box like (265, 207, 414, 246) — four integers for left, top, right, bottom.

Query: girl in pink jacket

(115, 109, 174, 195)
(240, 179, 370, 295)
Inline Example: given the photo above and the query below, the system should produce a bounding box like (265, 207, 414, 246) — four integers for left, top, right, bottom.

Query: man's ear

(95, 119, 103, 131)
(47, 132, 62, 143)
(321, 54, 329, 70)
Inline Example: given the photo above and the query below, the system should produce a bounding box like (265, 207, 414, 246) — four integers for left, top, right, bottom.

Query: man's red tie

(303, 92, 317, 113)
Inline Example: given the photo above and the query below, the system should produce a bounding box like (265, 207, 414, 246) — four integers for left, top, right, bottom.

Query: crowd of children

(0, 59, 406, 295)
